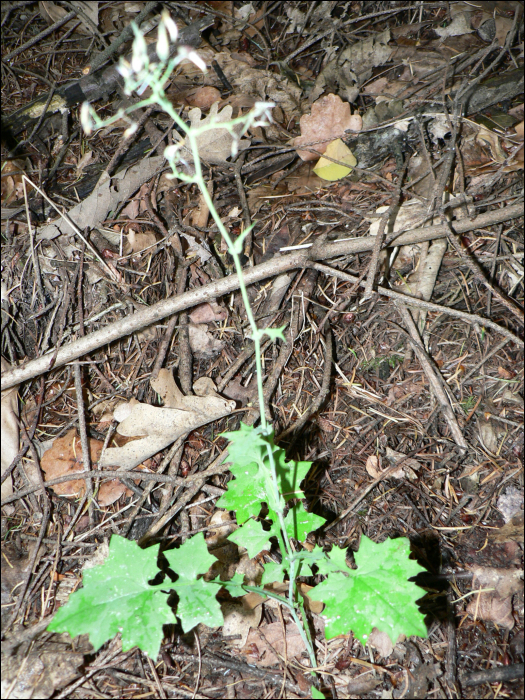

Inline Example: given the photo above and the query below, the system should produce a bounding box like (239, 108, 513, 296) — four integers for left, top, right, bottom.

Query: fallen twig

(2, 203, 522, 390)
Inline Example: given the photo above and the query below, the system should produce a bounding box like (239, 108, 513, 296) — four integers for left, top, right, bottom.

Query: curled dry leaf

(366, 455, 381, 479)
(294, 94, 362, 162)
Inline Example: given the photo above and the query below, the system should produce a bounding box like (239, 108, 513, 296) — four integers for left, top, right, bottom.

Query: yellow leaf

(313, 139, 356, 181)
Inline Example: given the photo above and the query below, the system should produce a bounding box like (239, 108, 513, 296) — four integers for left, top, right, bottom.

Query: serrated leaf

(309, 537, 427, 645)
(294, 546, 331, 576)
(47, 535, 173, 660)
(261, 561, 288, 585)
(216, 425, 312, 523)
(228, 518, 278, 559)
(220, 572, 247, 598)
(163, 533, 223, 632)
(313, 139, 356, 181)
(314, 544, 350, 576)
(284, 503, 326, 541)
(311, 687, 326, 698)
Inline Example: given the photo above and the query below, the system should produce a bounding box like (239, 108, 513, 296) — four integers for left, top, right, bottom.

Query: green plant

(48, 13, 428, 694)
(361, 354, 403, 372)
(460, 395, 478, 415)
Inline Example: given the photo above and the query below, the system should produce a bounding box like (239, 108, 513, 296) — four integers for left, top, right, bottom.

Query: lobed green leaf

(47, 536, 173, 661)
(309, 536, 427, 645)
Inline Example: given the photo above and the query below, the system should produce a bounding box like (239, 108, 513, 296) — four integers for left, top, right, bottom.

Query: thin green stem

(187, 131, 267, 427)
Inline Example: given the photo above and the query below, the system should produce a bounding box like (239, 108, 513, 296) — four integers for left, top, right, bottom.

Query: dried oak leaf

(293, 94, 362, 161)
(174, 102, 250, 164)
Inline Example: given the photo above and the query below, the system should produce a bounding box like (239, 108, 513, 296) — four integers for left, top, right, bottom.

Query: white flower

(162, 10, 179, 42)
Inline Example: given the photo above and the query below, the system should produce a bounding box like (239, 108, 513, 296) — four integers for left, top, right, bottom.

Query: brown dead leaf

(40, 429, 136, 506)
(222, 377, 255, 406)
(294, 94, 362, 161)
(189, 302, 227, 324)
(37, 157, 165, 241)
(208, 51, 301, 120)
(186, 86, 222, 110)
(434, 11, 473, 39)
(265, 581, 324, 614)
(241, 621, 306, 667)
(366, 455, 381, 479)
(492, 511, 524, 543)
(206, 510, 237, 547)
(222, 599, 262, 647)
(368, 628, 394, 659)
(188, 323, 225, 359)
(1, 357, 19, 503)
(494, 15, 515, 47)
(41, 429, 103, 498)
(385, 447, 419, 480)
(386, 381, 423, 406)
(174, 102, 250, 164)
(191, 181, 213, 228)
(1, 158, 25, 205)
(126, 228, 157, 254)
(39, 1, 98, 35)
(180, 233, 212, 264)
(75, 150, 96, 179)
(476, 125, 507, 163)
(100, 375, 235, 469)
(466, 565, 523, 629)
(311, 28, 393, 102)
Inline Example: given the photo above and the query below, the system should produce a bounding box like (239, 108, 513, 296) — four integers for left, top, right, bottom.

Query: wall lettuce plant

(47, 13, 427, 695)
